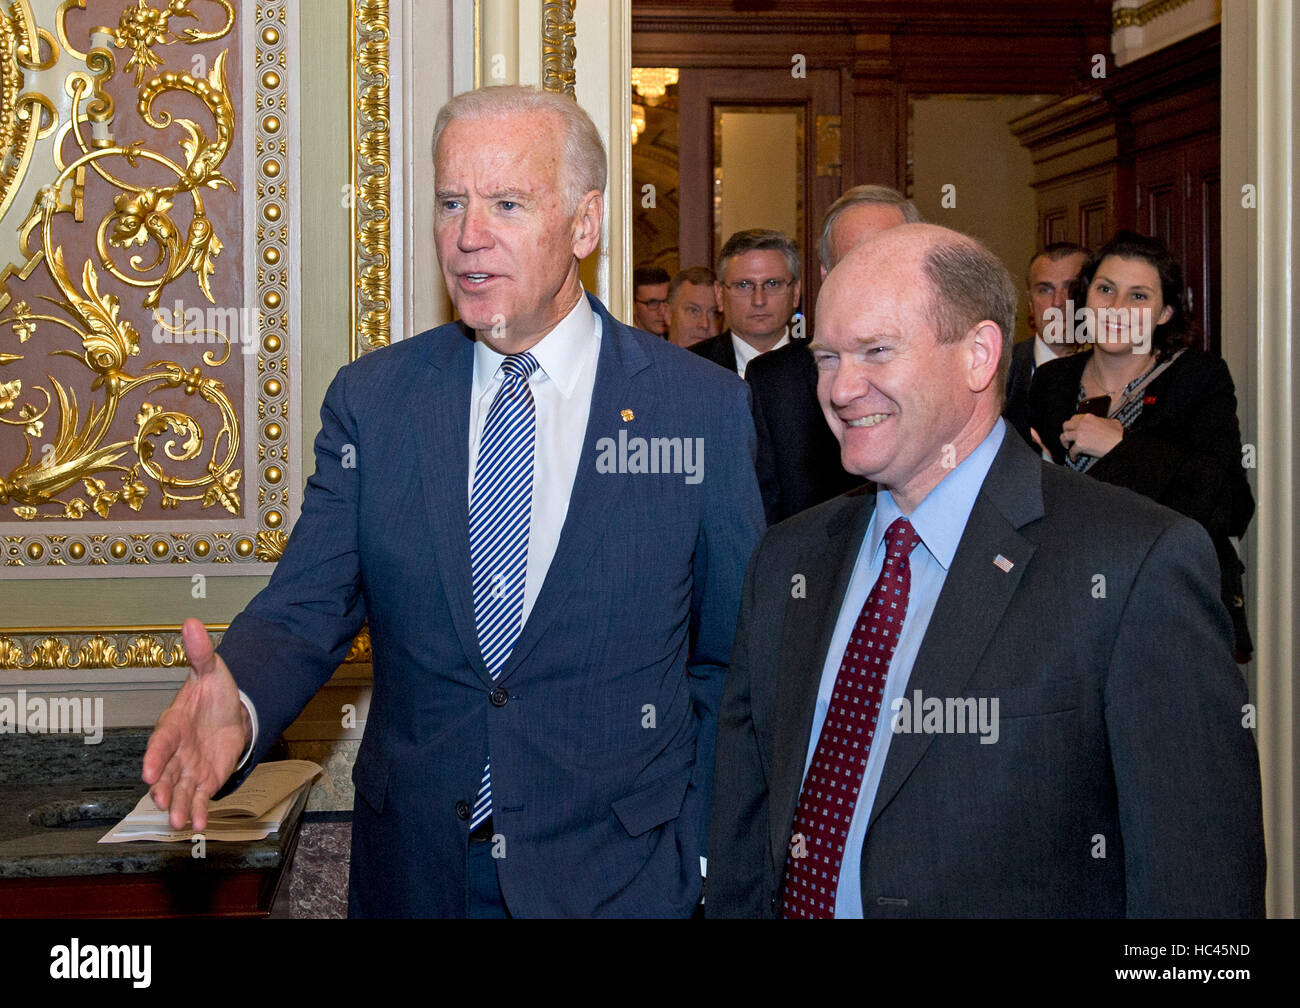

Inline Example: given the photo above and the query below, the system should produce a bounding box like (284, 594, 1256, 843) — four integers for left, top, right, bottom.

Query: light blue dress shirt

(799, 419, 1007, 917)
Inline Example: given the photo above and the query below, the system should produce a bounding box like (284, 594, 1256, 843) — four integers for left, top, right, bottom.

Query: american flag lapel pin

(993, 554, 1014, 573)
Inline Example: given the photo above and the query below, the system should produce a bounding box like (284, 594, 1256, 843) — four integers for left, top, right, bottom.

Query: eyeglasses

(722, 278, 796, 296)
(635, 297, 669, 310)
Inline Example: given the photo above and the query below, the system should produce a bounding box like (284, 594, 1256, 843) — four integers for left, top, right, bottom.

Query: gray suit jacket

(708, 429, 1265, 917)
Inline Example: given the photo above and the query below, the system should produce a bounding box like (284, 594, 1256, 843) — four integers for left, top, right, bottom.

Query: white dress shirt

(1033, 333, 1060, 369)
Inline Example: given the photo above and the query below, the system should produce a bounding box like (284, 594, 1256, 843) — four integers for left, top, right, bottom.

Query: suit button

(455, 800, 470, 820)
(489, 686, 509, 707)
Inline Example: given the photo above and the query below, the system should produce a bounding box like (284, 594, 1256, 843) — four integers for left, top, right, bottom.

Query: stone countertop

(0, 727, 308, 879)
(0, 726, 156, 787)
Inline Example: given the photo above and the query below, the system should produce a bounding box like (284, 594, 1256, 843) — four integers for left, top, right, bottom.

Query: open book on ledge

(99, 759, 322, 844)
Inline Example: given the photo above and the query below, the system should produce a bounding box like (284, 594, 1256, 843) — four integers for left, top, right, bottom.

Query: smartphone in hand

(1076, 394, 1111, 418)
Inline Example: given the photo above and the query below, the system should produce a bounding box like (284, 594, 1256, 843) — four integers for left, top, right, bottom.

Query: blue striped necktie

(468, 351, 540, 832)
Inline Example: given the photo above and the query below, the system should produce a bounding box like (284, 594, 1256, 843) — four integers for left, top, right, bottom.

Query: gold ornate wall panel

(541, 1, 576, 98)
(0, 0, 301, 577)
(349, 0, 388, 358)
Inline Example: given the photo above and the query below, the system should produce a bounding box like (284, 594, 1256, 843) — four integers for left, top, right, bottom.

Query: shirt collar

(1033, 334, 1061, 368)
(472, 293, 597, 398)
(866, 419, 1008, 572)
(731, 328, 792, 376)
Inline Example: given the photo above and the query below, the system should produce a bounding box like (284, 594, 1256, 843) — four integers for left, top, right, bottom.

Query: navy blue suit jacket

(217, 294, 764, 917)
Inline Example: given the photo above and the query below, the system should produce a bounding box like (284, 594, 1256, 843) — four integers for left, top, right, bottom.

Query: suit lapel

(411, 324, 491, 684)
(768, 488, 875, 871)
(495, 296, 649, 682)
(866, 434, 1044, 829)
(723, 334, 738, 374)
(800, 343, 819, 401)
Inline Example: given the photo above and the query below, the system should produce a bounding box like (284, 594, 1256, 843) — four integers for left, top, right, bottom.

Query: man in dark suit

(708, 223, 1264, 917)
(142, 86, 764, 917)
(1003, 242, 1089, 446)
(690, 229, 801, 378)
(747, 185, 919, 524)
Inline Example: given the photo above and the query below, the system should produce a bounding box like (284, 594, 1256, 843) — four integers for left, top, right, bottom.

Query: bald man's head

(811, 224, 1016, 511)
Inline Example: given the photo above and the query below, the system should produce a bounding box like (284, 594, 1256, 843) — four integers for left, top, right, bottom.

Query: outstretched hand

(141, 618, 251, 831)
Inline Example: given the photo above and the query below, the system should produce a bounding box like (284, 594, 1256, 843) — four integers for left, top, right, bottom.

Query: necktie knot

(885, 517, 921, 562)
(500, 352, 540, 383)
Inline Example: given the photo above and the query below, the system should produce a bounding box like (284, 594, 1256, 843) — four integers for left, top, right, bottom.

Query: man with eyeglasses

(632, 265, 671, 337)
(690, 229, 801, 379)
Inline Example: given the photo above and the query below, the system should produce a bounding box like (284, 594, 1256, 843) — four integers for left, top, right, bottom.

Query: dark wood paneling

(849, 84, 900, 191)
(1081, 198, 1108, 252)
(1013, 27, 1220, 353)
(635, 0, 1111, 277)
(1189, 134, 1222, 354)
(1045, 211, 1066, 246)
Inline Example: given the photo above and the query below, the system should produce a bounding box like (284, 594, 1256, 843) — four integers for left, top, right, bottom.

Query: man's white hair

(432, 85, 608, 214)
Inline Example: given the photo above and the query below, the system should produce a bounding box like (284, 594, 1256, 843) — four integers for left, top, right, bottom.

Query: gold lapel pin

(620, 409, 634, 422)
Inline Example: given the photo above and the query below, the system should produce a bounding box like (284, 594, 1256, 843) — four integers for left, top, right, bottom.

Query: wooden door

(677, 67, 842, 330)
(1136, 135, 1220, 354)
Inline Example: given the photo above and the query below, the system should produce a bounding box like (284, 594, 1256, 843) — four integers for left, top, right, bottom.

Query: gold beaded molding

(1112, 0, 1196, 30)
(0, 623, 372, 671)
(350, 0, 390, 358)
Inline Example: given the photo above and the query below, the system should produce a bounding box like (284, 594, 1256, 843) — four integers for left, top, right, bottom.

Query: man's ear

(571, 190, 603, 258)
(966, 320, 1002, 394)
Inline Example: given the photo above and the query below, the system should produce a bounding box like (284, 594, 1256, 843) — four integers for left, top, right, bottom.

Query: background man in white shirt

(689, 229, 801, 378)
(1004, 241, 1089, 445)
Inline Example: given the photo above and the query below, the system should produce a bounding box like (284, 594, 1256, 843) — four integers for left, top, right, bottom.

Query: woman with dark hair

(1028, 230, 1255, 660)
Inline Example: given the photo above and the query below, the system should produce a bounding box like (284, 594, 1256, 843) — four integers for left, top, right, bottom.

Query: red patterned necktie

(781, 516, 922, 918)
